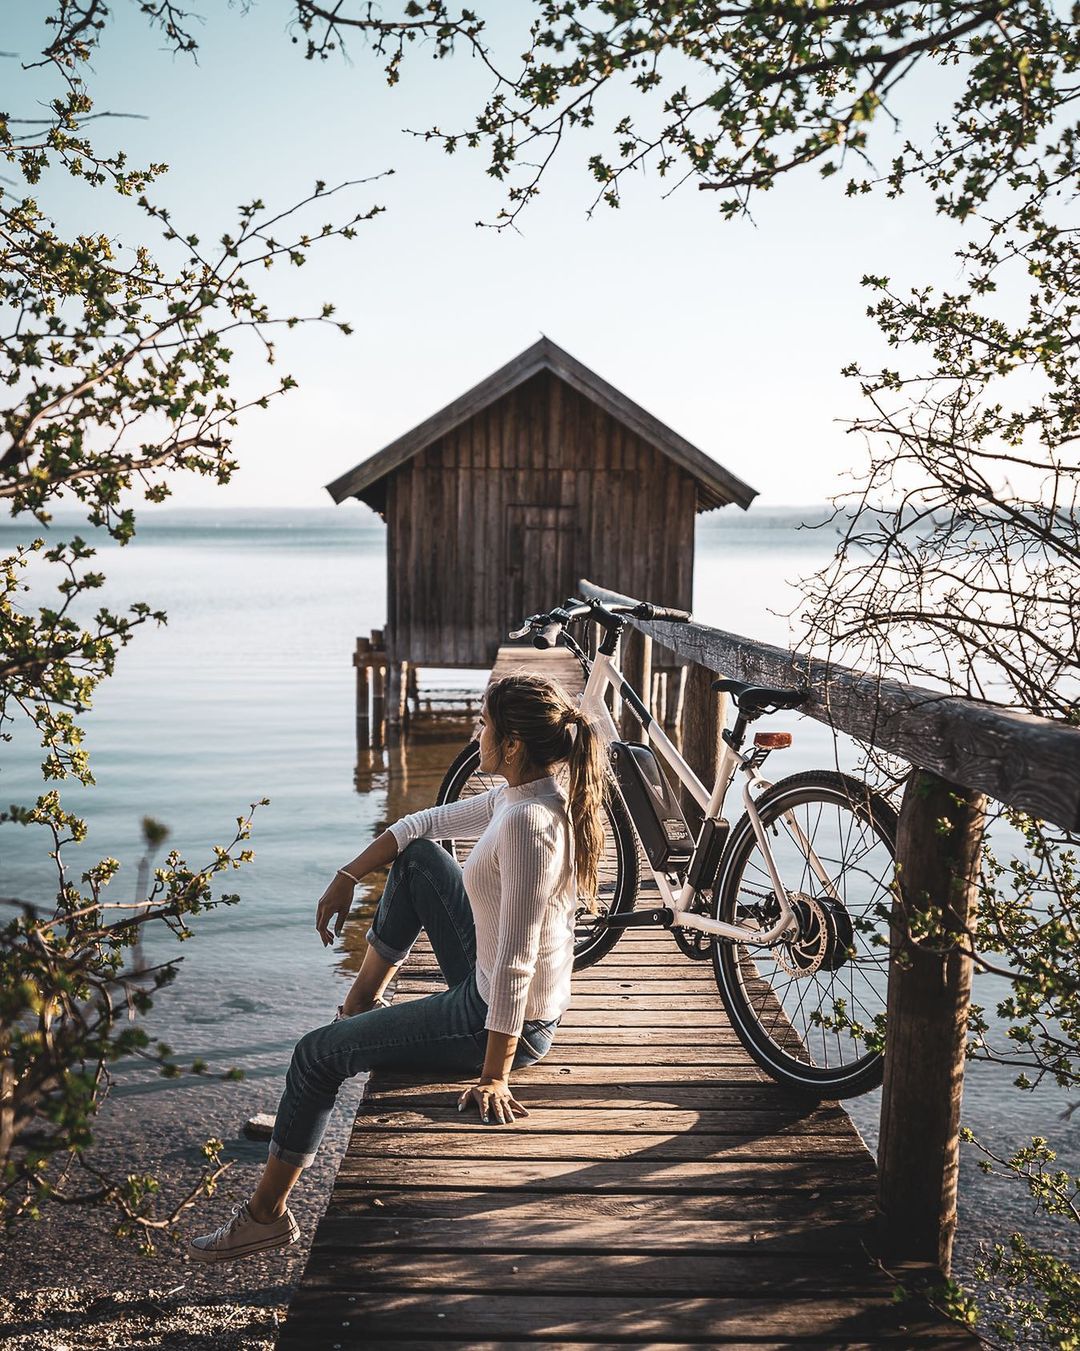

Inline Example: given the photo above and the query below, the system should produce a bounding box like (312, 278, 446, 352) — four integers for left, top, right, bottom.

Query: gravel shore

(0, 1069, 365, 1349)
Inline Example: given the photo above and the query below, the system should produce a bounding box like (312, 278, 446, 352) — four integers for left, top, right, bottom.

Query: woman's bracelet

(336, 867, 360, 885)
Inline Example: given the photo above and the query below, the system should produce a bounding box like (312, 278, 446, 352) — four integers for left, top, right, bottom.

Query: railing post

(619, 629, 650, 742)
(678, 661, 722, 836)
(877, 768, 986, 1275)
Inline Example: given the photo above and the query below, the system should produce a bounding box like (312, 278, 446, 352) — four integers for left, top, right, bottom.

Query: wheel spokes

(732, 792, 894, 1075)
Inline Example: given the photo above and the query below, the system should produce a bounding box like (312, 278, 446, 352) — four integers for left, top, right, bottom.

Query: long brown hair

(483, 672, 607, 911)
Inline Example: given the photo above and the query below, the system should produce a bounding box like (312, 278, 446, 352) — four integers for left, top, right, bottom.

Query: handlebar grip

(635, 603, 692, 623)
(533, 622, 562, 650)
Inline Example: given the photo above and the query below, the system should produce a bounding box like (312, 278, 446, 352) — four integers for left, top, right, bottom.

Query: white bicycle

(436, 593, 897, 1098)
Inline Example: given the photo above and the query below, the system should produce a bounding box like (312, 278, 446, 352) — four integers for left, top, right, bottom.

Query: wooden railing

(578, 577, 1080, 1278)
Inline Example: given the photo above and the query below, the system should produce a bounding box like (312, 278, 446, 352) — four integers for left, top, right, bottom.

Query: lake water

(1, 506, 1074, 1289)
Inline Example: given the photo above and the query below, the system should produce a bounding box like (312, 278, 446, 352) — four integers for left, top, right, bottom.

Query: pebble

(242, 1112, 277, 1140)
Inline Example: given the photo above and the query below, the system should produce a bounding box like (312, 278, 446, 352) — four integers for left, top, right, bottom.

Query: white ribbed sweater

(386, 775, 576, 1036)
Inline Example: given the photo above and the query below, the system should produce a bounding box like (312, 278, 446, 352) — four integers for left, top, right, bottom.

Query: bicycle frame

(579, 647, 823, 946)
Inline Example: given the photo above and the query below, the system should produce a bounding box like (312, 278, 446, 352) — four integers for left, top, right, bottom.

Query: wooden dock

(279, 928, 977, 1348)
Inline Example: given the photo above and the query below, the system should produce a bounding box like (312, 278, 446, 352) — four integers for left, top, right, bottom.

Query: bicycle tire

(435, 739, 640, 970)
(712, 770, 897, 1099)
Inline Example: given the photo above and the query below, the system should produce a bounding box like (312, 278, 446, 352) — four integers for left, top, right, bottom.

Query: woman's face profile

(475, 700, 499, 776)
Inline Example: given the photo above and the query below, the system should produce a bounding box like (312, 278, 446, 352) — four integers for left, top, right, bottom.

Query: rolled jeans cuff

(364, 923, 413, 966)
(268, 1136, 318, 1169)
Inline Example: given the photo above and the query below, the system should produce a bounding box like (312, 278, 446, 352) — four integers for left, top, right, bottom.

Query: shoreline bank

(0, 1068, 365, 1350)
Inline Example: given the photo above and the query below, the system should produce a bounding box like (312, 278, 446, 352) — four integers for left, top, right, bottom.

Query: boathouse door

(506, 504, 578, 632)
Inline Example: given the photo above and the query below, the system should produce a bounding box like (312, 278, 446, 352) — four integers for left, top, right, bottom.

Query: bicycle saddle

(711, 677, 809, 713)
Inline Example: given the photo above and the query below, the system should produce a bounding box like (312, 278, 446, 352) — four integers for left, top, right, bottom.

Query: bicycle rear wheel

(436, 740, 639, 969)
(712, 770, 897, 1098)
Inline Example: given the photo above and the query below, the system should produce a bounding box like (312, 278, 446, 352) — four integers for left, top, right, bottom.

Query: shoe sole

(187, 1222, 301, 1264)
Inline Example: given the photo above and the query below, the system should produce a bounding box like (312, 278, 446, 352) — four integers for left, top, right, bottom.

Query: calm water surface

(1, 507, 1074, 1282)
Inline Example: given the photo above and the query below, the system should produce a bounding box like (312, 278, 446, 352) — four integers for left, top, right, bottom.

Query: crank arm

(600, 907, 675, 930)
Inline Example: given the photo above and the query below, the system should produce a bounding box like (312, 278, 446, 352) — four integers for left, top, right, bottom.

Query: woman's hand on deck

(457, 1077, 529, 1126)
(315, 873, 355, 947)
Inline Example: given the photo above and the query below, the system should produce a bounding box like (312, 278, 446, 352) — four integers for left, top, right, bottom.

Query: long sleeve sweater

(386, 774, 576, 1036)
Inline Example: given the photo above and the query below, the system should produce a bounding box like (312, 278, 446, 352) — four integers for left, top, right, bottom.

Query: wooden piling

(670, 661, 688, 743)
(877, 770, 986, 1275)
(354, 637, 372, 748)
(653, 669, 668, 729)
(370, 629, 386, 748)
(619, 628, 651, 743)
(386, 659, 403, 730)
(677, 661, 723, 835)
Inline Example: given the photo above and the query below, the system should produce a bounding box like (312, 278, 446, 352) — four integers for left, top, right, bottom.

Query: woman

(187, 671, 606, 1263)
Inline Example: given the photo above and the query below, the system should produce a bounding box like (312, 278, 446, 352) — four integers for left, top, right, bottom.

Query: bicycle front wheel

(712, 770, 897, 1099)
(435, 740, 639, 970)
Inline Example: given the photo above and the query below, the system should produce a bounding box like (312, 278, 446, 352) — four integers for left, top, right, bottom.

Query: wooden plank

(343, 1130, 868, 1162)
(348, 1107, 853, 1135)
(333, 1158, 875, 1191)
(295, 1250, 881, 1295)
(310, 1189, 877, 1222)
(395, 975, 726, 995)
(579, 577, 1080, 831)
(279, 1291, 974, 1345)
(305, 1215, 871, 1254)
(365, 1066, 777, 1091)
(363, 1081, 799, 1110)
(287, 1342, 949, 1351)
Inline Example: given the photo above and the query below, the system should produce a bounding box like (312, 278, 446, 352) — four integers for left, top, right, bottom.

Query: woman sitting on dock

(188, 671, 606, 1263)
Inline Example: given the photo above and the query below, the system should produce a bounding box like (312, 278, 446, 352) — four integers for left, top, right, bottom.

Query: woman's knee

(400, 837, 445, 866)
(291, 1023, 335, 1074)
(385, 837, 439, 889)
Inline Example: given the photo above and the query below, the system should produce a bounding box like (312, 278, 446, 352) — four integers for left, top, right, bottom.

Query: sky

(4, 4, 970, 514)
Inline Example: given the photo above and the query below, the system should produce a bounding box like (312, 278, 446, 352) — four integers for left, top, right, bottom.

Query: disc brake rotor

(774, 893, 829, 978)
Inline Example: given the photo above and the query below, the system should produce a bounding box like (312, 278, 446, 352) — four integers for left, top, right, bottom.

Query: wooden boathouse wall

(386, 370, 698, 668)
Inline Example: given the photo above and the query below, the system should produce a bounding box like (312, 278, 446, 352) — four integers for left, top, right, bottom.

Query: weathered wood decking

(279, 925, 976, 1348)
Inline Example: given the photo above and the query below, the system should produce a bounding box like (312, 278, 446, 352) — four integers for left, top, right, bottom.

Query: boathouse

(326, 337, 756, 725)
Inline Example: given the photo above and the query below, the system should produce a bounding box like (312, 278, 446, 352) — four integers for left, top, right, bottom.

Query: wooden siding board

(468, 415, 479, 660)
(385, 474, 399, 647)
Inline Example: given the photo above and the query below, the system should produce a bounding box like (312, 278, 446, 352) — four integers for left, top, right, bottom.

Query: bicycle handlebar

(633, 601, 692, 623)
(532, 621, 563, 650)
(508, 593, 692, 645)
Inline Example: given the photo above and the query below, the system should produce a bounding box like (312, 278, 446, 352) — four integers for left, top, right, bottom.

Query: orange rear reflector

(754, 732, 792, 750)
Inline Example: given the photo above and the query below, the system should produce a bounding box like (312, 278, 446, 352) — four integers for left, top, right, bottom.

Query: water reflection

(338, 713, 484, 982)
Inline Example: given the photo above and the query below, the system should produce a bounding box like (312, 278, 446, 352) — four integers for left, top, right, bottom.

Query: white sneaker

(187, 1201, 300, 1264)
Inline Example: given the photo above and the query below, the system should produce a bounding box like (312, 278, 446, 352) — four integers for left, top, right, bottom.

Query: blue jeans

(269, 838, 560, 1167)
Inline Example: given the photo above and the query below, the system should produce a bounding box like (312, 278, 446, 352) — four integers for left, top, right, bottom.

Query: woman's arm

(315, 828, 400, 947)
(386, 786, 500, 851)
(457, 1029, 531, 1124)
(315, 786, 500, 948)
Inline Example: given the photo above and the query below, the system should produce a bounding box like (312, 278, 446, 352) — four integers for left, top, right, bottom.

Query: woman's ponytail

(565, 708, 607, 913)
(484, 672, 610, 913)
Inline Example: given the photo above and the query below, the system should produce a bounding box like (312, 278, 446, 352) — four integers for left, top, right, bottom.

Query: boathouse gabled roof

(325, 336, 758, 516)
